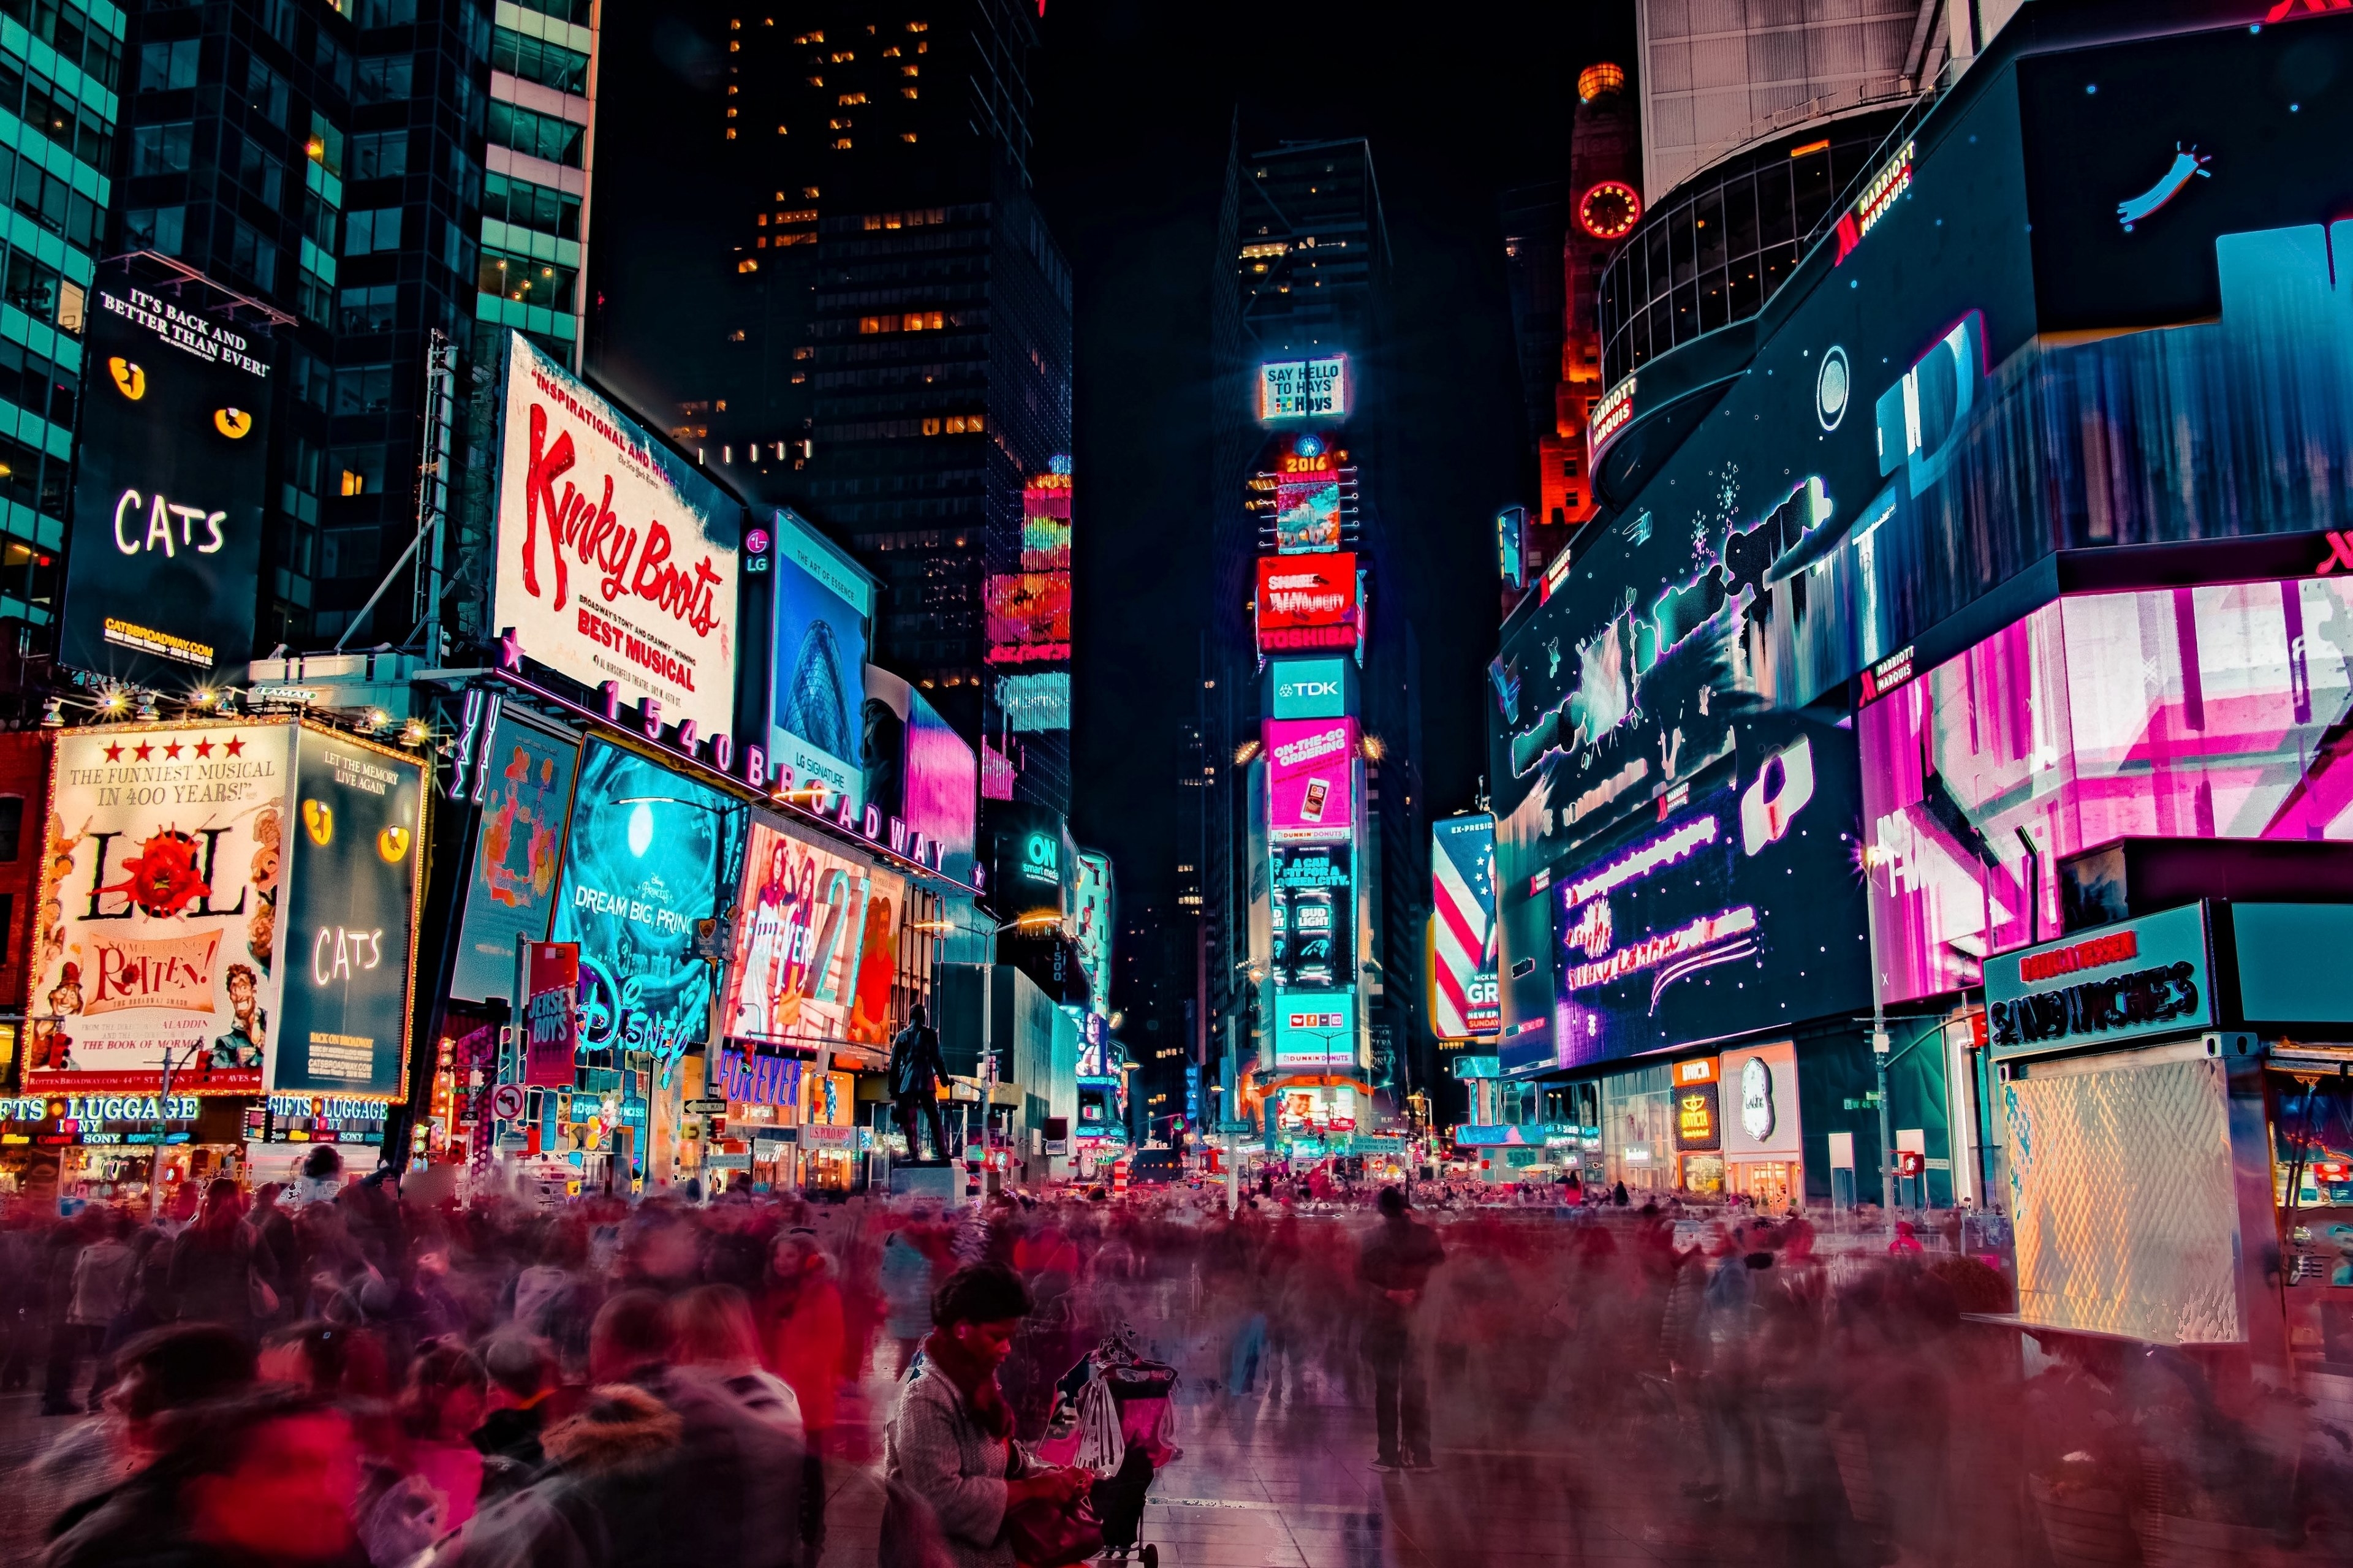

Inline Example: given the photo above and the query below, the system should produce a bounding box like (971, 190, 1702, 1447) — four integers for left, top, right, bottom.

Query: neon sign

(1834, 140, 1912, 265)
(1590, 377, 1636, 449)
(1559, 904, 1758, 991)
(2116, 144, 2210, 232)
(1560, 815, 1717, 905)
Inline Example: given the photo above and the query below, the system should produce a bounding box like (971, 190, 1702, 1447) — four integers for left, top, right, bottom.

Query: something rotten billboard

(492, 332, 741, 740)
(271, 730, 425, 1098)
(59, 278, 273, 684)
(448, 707, 578, 1004)
(30, 722, 293, 1093)
(550, 740, 743, 1066)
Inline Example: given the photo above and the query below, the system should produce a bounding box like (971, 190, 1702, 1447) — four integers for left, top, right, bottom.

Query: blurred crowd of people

(0, 1164, 2341, 1568)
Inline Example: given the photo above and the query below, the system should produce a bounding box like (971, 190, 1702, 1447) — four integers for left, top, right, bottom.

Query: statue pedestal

(889, 1162, 963, 1202)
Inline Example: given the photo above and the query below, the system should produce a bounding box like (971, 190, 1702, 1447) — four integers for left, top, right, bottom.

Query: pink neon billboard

(1860, 577, 2353, 1004)
(1265, 716, 1357, 841)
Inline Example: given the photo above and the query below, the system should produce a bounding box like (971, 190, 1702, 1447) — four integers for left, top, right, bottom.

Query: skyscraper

(0, 0, 123, 646)
(591, 0, 1072, 811)
(1210, 132, 1426, 1143)
(108, 0, 593, 655)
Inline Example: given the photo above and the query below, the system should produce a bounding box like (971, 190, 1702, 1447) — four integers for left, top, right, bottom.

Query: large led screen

(1074, 850, 1113, 1018)
(1431, 815, 1499, 1039)
(272, 730, 426, 1097)
(449, 708, 577, 1004)
(550, 741, 743, 1062)
(60, 279, 273, 684)
(987, 471, 1074, 662)
(1275, 477, 1341, 554)
(860, 668, 979, 887)
(771, 509, 872, 812)
(29, 721, 295, 1094)
(1274, 988, 1357, 1068)
(1860, 578, 2353, 1005)
(721, 816, 906, 1053)
(1266, 717, 1356, 842)
(1550, 717, 1870, 1069)
(1256, 554, 1358, 654)
(1259, 357, 1347, 422)
(1270, 844, 1351, 991)
(491, 333, 741, 740)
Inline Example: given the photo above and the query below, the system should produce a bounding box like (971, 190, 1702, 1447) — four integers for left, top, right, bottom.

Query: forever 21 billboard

(59, 278, 274, 684)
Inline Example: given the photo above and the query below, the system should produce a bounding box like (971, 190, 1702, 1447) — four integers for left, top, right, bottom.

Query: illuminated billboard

(449, 708, 577, 1004)
(860, 666, 979, 888)
(1270, 844, 1351, 990)
(1255, 553, 1358, 654)
(1270, 656, 1351, 719)
(550, 740, 743, 1065)
(1548, 717, 1868, 1070)
(1274, 990, 1357, 1067)
(29, 720, 423, 1100)
(990, 801, 1075, 926)
(1074, 850, 1113, 1019)
(721, 814, 906, 1053)
(31, 721, 295, 1096)
(988, 471, 1073, 662)
(273, 730, 427, 1099)
(1001, 673, 1071, 732)
(771, 509, 873, 813)
(985, 572, 1072, 662)
(1431, 815, 1499, 1039)
(1860, 578, 2353, 1006)
(60, 278, 273, 685)
(1265, 717, 1356, 843)
(1259, 357, 1348, 422)
(491, 333, 741, 740)
(1275, 477, 1341, 553)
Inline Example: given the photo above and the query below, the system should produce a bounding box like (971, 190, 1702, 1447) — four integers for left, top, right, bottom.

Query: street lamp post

(1861, 846, 1895, 1230)
(151, 1040, 205, 1203)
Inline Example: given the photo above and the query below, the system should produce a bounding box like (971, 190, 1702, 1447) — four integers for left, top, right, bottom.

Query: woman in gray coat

(882, 1263, 1091, 1568)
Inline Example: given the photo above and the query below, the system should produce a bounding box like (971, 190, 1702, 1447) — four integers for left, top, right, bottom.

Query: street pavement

(0, 1328, 1715, 1568)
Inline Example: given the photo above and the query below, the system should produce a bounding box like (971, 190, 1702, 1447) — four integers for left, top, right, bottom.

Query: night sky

(1037, 1, 1634, 915)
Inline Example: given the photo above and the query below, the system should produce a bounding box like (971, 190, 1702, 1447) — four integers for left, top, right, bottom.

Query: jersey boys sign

(493, 333, 742, 741)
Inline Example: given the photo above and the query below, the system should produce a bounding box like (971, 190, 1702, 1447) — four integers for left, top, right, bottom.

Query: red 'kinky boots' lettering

(522, 404, 577, 608)
(629, 520, 725, 639)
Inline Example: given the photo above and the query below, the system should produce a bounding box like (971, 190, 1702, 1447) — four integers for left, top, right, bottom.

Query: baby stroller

(1036, 1323, 1180, 1566)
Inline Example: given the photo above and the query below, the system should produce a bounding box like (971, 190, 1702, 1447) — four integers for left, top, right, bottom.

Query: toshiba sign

(1256, 552, 1358, 653)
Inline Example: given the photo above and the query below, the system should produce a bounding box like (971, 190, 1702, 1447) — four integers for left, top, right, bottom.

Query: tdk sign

(1271, 656, 1351, 719)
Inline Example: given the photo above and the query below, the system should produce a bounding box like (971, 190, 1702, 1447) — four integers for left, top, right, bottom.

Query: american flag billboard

(1431, 814, 1500, 1039)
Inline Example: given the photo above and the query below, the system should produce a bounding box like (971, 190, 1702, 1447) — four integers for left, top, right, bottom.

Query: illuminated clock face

(1578, 180, 1642, 241)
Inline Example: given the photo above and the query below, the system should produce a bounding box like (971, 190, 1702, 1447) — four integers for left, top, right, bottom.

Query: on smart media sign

(1255, 553, 1358, 654)
(491, 332, 742, 740)
(60, 279, 273, 684)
